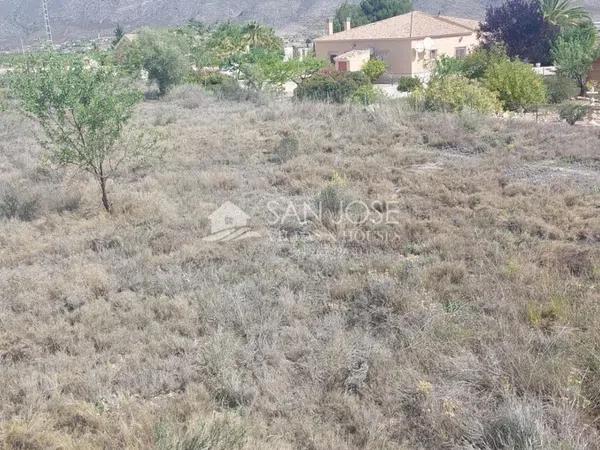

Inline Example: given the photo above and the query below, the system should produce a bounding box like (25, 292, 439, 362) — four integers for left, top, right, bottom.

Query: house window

(455, 47, 467, 59)
(429, 49, 438, 60)
(329, 54, 338, 64)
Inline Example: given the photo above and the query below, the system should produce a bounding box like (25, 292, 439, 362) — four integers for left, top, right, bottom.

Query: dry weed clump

(0, 85, 599, 448)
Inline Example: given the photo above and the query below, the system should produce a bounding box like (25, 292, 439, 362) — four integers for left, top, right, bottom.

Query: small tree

(484, 59, 548, 111)
(135, 30, 188, 96)
(362, 59, 386, 82)
(226, 49, 325, 91)
(10, 52, 153, 213)
(112, 24, 125, 48)
(552, 24, 600, 96)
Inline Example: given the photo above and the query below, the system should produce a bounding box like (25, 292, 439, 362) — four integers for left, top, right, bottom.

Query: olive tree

(10, 52, 154, 213)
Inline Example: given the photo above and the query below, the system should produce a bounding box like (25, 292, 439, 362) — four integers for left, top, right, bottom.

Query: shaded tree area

(479, 0, 559, 65)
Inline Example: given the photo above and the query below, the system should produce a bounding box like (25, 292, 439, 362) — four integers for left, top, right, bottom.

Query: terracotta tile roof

(314, 11, 479, 42)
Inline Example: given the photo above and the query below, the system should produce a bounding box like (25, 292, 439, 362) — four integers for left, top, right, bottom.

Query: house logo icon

(203, 201, 261, 242)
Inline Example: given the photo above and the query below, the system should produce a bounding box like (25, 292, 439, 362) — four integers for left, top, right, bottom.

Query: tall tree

(334, 3, 369, 32)
(552, 23, 600, 95)
(480, 0, 559, 65)
(540, 0, 591, 28)
(333, 0, 412, 32)
(360, 0, 413, 22)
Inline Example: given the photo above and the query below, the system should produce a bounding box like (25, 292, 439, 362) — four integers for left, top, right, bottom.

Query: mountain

(1, 0, 599, 50)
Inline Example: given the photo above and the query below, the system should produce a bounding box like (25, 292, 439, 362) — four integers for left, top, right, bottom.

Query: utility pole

(42, 0, 53, 44)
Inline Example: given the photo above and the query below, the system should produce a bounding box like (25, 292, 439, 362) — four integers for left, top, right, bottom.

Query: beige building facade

(314, 11, 480, 79)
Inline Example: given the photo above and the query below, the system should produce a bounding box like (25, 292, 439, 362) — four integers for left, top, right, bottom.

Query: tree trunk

(100, 176, 111, 213)
(579, 77, 587, 97)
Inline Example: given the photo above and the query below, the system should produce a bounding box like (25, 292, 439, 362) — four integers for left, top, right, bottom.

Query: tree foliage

(411, 76, 502, 113)
(334, 3, 369, 32)
(112, 24, 125, 48)
(431, 46, 508, 81)
(552, 23, 600, 95)
(226, 49, 325, 91)
(295, 69, 371, 103)
(540, 0, 591, 28)
(360, 0, 413, 22)
(483, 58, 548, 111)
(480, 0, 558, 65)
(334, 0, 412, 32)
(9, 52, 154, 212)
(362, 59, 386, 82)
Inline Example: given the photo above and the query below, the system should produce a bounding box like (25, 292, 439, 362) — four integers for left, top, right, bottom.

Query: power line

(42, 0, 53, 44)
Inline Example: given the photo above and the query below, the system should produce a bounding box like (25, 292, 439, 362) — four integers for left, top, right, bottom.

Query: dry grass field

(1, 86, 599, 449)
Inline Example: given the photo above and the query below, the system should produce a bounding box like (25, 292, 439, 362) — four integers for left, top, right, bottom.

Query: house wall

(315, 39, 413, 76)
(410, 33, 479, 77)
(315, 32, 478, 78)
(590, 58, 600, 84)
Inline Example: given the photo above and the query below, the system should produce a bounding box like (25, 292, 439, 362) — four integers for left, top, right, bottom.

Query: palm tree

(540, 0, 591, 28)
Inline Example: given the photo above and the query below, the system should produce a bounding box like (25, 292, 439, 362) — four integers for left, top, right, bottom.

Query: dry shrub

(1, 85, 599, 449)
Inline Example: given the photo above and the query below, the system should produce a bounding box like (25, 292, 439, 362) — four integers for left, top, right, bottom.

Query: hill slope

(2, 0, 599, 50)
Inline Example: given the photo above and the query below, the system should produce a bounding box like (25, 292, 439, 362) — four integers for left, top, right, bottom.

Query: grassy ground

(1, 86, 599, 449)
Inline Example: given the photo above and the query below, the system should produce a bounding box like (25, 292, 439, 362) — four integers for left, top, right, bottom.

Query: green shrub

(411, 76, 502, 113)
(351, 84, 379, 105)
(295, 69, 370, 103)
(432, 47, 509, 81)
(431, 55, 466, 79)
(544, 75, 580, 104)
(362, 59, 386, 83)
(396, 76, 422, 92)
(189, 70, 237, 91)
(559, 102, 589, 125)
(484, 59, 548, 111)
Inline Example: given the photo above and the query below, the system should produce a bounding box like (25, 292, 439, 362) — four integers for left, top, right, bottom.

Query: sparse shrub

(351, 83, 379, 105)
(155, 417, 247, 450)
(396, 76, 422, 92)
(316, 172, 351, 217)
(559, 102, 589, 125)
(295, 69, 371, 103)
(0, 184, 39, 221)
(189, 70, 236, 90)
(270, 134, 299, 163)
(362, 59, 386, 83)
(484, 59, 548, 111)
(478, 400, 544, 449)
(412, 76, 502, 113)
(544, 75, 579, 104)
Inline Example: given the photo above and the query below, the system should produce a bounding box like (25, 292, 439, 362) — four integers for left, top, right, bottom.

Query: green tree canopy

(333, 0, 412, 32)
(539, 0, 591, 28)
(552, 23, 600, 95)
(9, 52, 154, 212)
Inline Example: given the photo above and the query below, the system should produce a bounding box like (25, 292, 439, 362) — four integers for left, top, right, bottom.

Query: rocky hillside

(1, 0, 599, 50)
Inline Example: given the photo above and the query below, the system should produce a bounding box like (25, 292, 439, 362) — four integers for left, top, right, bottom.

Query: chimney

(327, 18, 334, 35)
(345, 17, 352, 31)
